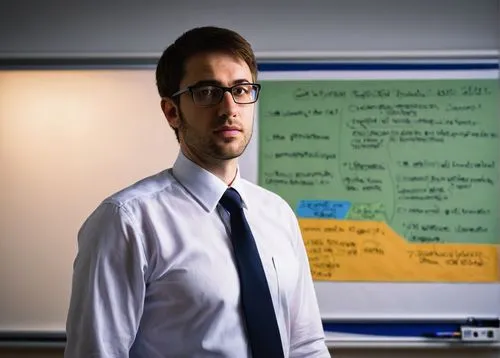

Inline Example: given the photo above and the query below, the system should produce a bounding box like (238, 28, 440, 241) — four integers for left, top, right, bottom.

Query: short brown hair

(156, 26, 257, 99)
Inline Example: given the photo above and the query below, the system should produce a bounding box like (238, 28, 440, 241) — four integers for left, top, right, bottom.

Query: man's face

(173, 52, 256, 164)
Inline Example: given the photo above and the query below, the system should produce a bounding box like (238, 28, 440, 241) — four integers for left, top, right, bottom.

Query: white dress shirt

(65, 151, 330, 358)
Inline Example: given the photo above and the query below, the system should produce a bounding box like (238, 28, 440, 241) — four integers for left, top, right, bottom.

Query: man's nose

(218, 91, 238, 117)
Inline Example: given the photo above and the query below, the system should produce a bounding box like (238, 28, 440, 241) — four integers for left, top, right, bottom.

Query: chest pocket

(267, 251, 303, 310)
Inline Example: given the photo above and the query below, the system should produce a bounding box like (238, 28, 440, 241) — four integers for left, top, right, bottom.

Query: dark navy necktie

(219, 188, 285, 358)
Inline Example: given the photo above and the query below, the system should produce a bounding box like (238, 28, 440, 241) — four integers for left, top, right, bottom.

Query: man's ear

(161, 98, 181, 129)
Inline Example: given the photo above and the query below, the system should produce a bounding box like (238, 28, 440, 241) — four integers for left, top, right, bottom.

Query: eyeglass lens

(191, 84, 259, 105)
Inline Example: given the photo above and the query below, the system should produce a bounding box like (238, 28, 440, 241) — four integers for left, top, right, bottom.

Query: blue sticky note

(296, 200, 351, 219)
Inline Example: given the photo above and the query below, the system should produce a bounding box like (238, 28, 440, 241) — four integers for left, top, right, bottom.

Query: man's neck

(181, 148, 238, 186)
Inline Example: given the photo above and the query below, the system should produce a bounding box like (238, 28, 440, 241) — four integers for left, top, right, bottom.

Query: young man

(65, 26, 330, 358)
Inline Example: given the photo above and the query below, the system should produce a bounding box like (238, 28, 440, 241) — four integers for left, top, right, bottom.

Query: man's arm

(288, 211, 331, 358)
(65, 202, 148, 358)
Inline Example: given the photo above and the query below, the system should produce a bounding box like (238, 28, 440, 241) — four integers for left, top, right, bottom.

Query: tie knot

(219, 188, 243, 214)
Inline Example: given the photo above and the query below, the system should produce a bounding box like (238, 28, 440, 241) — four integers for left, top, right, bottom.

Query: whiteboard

(241, 63, 500, 323)
(0, 63, 498, 337)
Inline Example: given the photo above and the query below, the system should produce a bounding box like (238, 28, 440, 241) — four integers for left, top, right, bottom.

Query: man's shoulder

(103, 168, 175, 208)
(240, 179, 293, 213)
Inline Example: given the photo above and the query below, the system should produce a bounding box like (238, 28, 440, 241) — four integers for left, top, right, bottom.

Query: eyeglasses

(171, 83, 261, 107)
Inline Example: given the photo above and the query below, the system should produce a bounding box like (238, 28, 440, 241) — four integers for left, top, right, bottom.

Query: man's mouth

(214, 126, 242, 137)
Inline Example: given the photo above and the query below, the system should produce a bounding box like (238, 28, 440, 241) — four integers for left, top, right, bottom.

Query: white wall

(0, 0, 498, 356)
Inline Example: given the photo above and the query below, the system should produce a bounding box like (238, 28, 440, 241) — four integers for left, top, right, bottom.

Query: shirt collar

(172, 151, 249, 212)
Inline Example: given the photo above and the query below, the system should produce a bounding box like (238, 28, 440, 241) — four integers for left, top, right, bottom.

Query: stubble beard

(178, 112, 252, 162)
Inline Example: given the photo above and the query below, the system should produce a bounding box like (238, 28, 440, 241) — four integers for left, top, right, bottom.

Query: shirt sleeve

(287, 211, 332, 358)
(65, 201, 148, 358)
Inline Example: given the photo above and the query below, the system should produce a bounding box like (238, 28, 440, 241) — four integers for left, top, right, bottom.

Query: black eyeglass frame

(171, 83, 261, 107)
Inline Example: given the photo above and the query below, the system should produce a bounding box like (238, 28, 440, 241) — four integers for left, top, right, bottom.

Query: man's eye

(197, 87, 215, 96)
(233, 86, 249, 96)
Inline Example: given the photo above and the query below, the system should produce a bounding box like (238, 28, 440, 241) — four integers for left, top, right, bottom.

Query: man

(65, 26, 329, 358)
